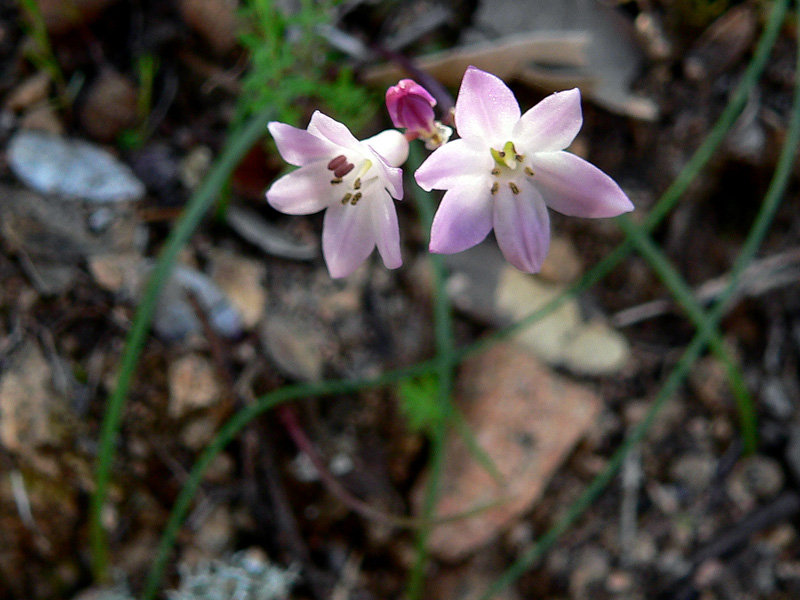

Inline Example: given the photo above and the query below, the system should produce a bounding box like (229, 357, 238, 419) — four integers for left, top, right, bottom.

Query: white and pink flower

(415, 66, 634, 273)
(266, 111, 409, 278)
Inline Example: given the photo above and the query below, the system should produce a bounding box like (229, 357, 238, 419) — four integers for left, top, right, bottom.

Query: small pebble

(670, 453, 717, 493)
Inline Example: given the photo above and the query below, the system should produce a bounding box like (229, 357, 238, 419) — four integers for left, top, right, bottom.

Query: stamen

(334, 162, 354, 178)
(341, 193, 352, 204)
(353, 178, 361, 190)
(331, 177, 343, 184)
(351, 192, 362, 205)
(354, 159, 373, 180)
(491, 182, 499, 195)
(491, 141, 520, 170)
(509, 182, 520, 195)
(491, 168, 501, 176)
(524, 166, 534, 177)
(327, 155, 347, 171)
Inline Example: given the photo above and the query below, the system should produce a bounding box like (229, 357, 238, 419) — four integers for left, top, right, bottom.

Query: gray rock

(8, 130, 145, 202)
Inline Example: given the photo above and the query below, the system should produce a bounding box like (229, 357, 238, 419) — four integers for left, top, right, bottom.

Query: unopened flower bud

(386, 79, 452, 149)
(386, 79, 437, 135)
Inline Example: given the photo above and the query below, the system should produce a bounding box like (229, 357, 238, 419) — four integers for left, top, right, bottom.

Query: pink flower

(415, 66, 634, 273)
(266, 111, 409, 278)
(386, 79, 452, 149)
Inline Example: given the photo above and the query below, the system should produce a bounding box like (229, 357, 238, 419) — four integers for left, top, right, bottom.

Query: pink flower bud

(385, 79, 437, 136)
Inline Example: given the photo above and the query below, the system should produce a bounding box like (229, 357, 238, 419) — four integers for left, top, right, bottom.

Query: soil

(1, 1, 800, 599)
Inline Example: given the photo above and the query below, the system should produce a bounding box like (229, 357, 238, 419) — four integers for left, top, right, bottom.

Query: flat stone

(415, 342, 602, 561)
(79, 70, 138, 142)
(168, 354, 222, 418)
(209, 249, 267, 329)
(4, 72, 51, 112)
(445, 242, 630, 375)
(179, 0, 240, 54)
(8, 130, 145, 202)
(0, 341, 62, 450)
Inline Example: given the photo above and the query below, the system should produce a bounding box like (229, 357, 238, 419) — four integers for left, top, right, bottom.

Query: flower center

(489, 141, 534, 196)
(327, 155, 378, 206)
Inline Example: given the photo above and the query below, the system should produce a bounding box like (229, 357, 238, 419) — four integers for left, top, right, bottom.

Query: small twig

(186, 291, 237, 407)
(692, 491, 800, 565)
(276, 404, 507, 529)
(619, 444, 642, 568)
(667, 491, 800, 600)
(613, 248, 800, 327)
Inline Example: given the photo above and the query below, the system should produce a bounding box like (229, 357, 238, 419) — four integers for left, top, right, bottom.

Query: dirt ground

(1, 1, 800, 599)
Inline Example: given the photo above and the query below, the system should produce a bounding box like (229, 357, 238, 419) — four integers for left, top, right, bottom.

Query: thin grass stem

(90, 110, 274, 582)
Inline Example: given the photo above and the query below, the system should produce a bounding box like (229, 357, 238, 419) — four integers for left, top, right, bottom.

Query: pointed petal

(455, 66, 520, 145)
(266, 162, 334, 215)
(370, 192, 402, 270)
(493, 184, 551, 273)
(429, 176, 494, 254)
(529, 152, 633, 218)
(322, 202, 375, 278)
(267, 121, 336, 167)
(364, 129, 409, 168)
(414, 138, 490, 192)
(513, 88, 583, 152)
(364, 147, 404, 201)
(307, 110, 362, 154)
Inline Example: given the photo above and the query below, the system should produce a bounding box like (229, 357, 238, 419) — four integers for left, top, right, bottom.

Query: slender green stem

(478, 2, 799, 594)
(406, 142, 457, 600)
(617, 215, 757, 452)
(90, 109, 274, 582)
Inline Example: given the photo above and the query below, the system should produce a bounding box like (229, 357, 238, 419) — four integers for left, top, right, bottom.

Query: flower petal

(370, 191, 402, 270)
(414, 138, 491, 192)
(307, 110, 363, 154)
(322, 202, 375, 278)
(267, 121, 337, 167)
(528, 151, 633, 218)
(364, 129, 409, 169)
(266, 161, 335, 215)
(455, 66, 520, 145)
(364, 147, 404, 201)
(429, 176, 494, 254)
(493, 183, 550, 273)
(513, 88, 583, 153)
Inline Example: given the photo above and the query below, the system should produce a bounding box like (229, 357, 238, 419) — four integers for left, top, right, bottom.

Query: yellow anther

(351, 192, 362, 205)
(524, 166, 534, 177)
(509, 182, 520, 195)
(341, 193, 352, 204)
(490, 182, 499, 195)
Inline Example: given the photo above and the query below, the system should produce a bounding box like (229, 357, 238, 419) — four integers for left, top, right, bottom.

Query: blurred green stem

(617, 214, 757, 452)
(89, 109, 273, 582)
(406, 142, 457, 600)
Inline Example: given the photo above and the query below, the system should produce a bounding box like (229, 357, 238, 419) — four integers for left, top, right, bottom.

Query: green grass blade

(405, 142, 457, 600)
(90, 109, 274, 582)
(617, 214, 757, 452)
